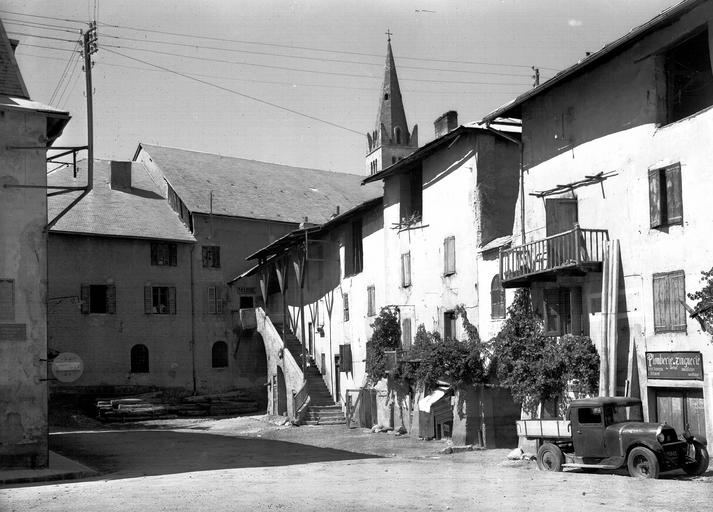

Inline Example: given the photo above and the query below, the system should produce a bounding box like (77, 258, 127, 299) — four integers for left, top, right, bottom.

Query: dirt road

(2, 415, 711, 511)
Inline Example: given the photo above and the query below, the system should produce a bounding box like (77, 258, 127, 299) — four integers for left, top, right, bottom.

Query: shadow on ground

(49, 430, 378, 482)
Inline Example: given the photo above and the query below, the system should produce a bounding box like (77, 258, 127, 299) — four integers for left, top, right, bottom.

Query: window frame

(150, 242, 177, 266)
(490, 275, 506, 319)
(343, 293, 350, 322)
(649, 163, 683, 229)
(144, 285, 177, 315)
(80, 284, 116, 315)
(401, 252, 412, 288)
(202, 245, 221, 268)
(443, 236, 456, 276)
(207, 286, 223, 315)
(443, 310, 457, 340)
(652, 270, 687, 333)
(367, 285, 376, 317)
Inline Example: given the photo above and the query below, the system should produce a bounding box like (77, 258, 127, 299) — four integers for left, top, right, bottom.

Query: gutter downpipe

(190, 243, 197, 394)
(484, 125, 525, 243)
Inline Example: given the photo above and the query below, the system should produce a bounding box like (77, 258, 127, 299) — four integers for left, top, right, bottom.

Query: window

(399, 165, 423, 222)
(339, 344, 353, 372)
(578, 407, 602, 424)
(151, 242, 177, 266)
(343, 293, 350, 322)
(401, 252, 411, 287)
(401, 318, 412, 350)
(443, 236, 456, 276)
(80, 284, 116, 314)
(208, 286, 223, 314)
(543, 287, 582, 336)
(0, 279, 14, 322)
(491, 275, 506, 319)
(212, 341, 229, 368)
(367, 285, 376, 317)
(130, 344, 149, 373)
(653, 270, 686, 333)
(202, 246, 221, 268)
(394, 126, 402, 144)
(239, 296, 254, 309)
(345, 219, 363, 276)
(665, 29, 713, 123)
(444, 311, 457, 340)
(144, 286, 176, 315)
(649, 163, 682, 229)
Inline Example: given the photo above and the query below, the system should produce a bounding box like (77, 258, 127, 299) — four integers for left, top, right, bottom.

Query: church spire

(365, 32, 418, 176)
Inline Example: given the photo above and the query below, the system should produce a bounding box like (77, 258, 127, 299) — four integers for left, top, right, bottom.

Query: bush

(688, 267, 713, 332)
(365, 307, 401, 384)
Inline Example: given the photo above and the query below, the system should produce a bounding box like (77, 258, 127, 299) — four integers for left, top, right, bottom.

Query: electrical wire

(0, 9, 85, 25)
(104, 47, 366, 136)
(56, 49, 82, 107)
(14, 43, 78, 53)
(49, 41, 81, 104)
(3, 18, 83, 34)
(6, 31, 81, 43)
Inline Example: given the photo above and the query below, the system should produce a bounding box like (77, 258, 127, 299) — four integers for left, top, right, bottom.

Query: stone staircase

(273, 323, 345, 425)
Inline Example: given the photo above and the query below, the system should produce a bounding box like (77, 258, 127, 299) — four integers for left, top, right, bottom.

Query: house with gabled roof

(482, 0, 713, 441)
(0, 18, 70, 469)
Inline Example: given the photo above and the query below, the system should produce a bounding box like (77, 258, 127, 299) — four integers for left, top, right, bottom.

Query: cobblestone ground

(2, 415, 712, 512)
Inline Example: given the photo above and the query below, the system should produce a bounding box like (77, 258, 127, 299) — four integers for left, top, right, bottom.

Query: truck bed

(516, 419, 571, 439)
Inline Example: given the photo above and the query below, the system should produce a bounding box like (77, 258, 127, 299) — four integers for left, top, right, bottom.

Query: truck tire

(537, 443, 564, 472)
(627, 446, 660, 479)
(683, 441, 710, 476)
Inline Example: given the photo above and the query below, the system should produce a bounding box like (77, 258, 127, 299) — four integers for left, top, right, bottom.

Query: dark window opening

(344, 219, 363, 276)
(578, 407, 602, 424)
(144, 286, 176, 315)
(543, 287, 582, 336)
(384, 93, 389, 100)
(394, 126, 402, 144)
(212, 341, 229, 368)
(151, 242, 177, 266)
(131, 344, 149, 373)
(443, 311, 456, 340)
(665, 29, 713, 123)
(649, 163, 683, 228)
(399, 165, 423, 222)
(81, 284, 116, 314)
(491, 275, 506, 319)
(239, 296, 254, 309)
(653, 270, 686, 333)
(0, 279, 15, 322)
(202, 246, 221, 268)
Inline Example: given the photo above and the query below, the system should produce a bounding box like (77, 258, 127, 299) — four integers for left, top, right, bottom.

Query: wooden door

(655, 389, 706, 437)
(656, 391, 685, 434)
(546, 199, 578, 265)
(685, 390, 707, 438)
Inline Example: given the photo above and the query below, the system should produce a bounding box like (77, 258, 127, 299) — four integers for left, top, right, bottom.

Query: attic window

(384, 93, 389, 100)
(665, 29, 713, 123)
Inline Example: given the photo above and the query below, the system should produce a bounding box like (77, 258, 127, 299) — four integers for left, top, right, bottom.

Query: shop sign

(646, 351, 703, 380)
(0, 323, 26, 341)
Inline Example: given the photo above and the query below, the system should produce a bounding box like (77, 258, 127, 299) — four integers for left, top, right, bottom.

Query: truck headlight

(656, 426, 665, 443)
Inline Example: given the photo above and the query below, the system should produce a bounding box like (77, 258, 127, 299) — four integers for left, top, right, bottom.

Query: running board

(563, 463, 620, 470)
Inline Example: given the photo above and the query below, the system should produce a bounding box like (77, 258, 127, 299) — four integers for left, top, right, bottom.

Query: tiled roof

(0, 20, 28, 98)
(137, 144, 382, 224)
(48, 160, 196, 242)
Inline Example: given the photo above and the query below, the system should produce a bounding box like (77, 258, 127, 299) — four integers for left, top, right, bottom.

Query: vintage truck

(517, 396, 709, 478)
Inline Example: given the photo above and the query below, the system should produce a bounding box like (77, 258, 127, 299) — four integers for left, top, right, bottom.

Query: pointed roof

(375, 40, 410, 143)
(0, 19, 29, 99)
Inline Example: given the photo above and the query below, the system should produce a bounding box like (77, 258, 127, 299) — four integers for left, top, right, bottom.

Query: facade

(483, 0, 713, 441)
(0, 21, 70, 468)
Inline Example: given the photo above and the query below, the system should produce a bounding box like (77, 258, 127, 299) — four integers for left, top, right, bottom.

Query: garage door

(655, 388, 706, 438)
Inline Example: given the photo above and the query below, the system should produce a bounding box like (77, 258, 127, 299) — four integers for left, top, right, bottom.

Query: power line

(104, 47, 366, 136)
(100, 43, 531, 87)
(0, 9, 85, 25)
(99, 32, 531, 78)
(49, 41, 81, 104)
(6, 31, 81, 44)
(3, 18, 83, 34)
(14, 43, 78, 53)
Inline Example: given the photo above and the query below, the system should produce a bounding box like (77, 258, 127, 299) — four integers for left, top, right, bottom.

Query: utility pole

(82, 21, 98, 191)
(531, 66, 540, 87)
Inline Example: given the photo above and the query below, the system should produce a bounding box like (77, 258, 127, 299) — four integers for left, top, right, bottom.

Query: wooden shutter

(144, 286, 152, 314)
(352, 220, 363, 274)
(444, 236, 455, 275)
(649, 169, 663, 228)
(367, 285, 375, 316)
(669, 271, 687, 331)
(150, 244, 158, 265)
(81, 285, 90, 314)
(543, 288, 561, 335)
(570, 286, 583, 335)
(665, 164, 683, 225)
(214, 247, 220, 268)
(216, 287, 223, 314)
(168, 287, 177, 314)
(402, 318, 412, 350)
(339, 344, 353, 373)
(0, 280, 13, 322)
(411, 167, 423, 218)
(106, 285, 116, 314)
(402, 252, 411, 287)
(343, 293, 349, 322)
(208, 286, 216, 314)
(169, 243, 177, 266)
(652, 274, 668, 332)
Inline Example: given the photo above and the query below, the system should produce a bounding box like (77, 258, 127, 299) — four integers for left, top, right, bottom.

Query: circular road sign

(51, 352, 84, 383)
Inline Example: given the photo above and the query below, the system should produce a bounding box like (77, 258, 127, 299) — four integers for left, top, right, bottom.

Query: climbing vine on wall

(365, 307, 401, 385)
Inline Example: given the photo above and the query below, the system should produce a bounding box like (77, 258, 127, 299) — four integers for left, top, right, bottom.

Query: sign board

(0, 323, 26, 341)
(646, 351, 703, 380)
(51, 352, 84, 383)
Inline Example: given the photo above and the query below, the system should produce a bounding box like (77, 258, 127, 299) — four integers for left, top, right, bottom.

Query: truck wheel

(683, 441, 710, 476)
(537, 443, 564, 472)
(627, 447, 660, 479)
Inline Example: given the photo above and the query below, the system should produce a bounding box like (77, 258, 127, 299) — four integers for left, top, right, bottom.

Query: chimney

(434, 111, 458, 138)
(110, 161, 132, 190)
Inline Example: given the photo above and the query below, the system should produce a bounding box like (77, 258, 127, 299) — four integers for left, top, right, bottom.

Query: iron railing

(500, 226, 609, 283)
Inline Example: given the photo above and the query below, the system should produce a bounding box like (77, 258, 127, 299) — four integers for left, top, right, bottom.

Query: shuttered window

(208, 286, 223, 314)
(343, 293, 350, 322)
(150, 243, 177, 266)
(344, 219, 364, 276)
(402, 318, 412, 350)
(491, 275, 506, 319)
(144, 286, 176, 315)
(367, 285, 376, 317)
(401, 252, 412, 287)
(202, 246, 221, 268)
(339, 344, 353, 372)
(80, 284, 116, 314)
(649, 163, 683, 228)
(543, 287, 581, 336)
(0, 279, 14, 322)
(653, 270, 687, 333)
(443, 236, 456, 276)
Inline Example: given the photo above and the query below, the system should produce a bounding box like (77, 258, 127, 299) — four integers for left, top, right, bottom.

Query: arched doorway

(276, 366, 287, 416)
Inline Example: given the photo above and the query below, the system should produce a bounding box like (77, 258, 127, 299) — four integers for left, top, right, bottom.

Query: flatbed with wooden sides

(517, 397, 709, 478)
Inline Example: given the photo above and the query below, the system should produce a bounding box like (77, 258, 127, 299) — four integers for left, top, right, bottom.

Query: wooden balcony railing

(499, 226, 609, 286)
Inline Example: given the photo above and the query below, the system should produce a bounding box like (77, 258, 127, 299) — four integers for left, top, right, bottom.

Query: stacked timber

(96, 398, 173, 422)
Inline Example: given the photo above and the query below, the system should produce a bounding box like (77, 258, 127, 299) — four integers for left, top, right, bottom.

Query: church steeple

(365, 33, 418, 176)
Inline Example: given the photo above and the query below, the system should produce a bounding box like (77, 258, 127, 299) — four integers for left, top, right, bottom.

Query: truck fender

(624, 441, 662, 460)
(688, 434, 707, 446)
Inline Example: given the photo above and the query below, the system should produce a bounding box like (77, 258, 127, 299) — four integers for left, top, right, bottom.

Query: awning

(418, 385, 451, 413)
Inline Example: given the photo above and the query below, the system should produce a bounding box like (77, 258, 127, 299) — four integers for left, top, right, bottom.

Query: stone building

(0, 20, 70, 468)
(482, 0, 713, 441)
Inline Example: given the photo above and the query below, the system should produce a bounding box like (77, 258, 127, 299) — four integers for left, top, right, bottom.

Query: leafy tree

(688, 267, 713, 332)
(365, 307, 401, 384)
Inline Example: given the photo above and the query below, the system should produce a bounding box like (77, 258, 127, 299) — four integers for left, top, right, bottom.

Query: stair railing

(292, 380, 310, 417)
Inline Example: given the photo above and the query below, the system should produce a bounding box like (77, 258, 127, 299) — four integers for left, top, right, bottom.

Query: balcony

(499, 226, 609, 288)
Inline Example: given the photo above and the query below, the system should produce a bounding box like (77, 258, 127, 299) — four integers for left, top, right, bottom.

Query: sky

(3, 0, 681, 174)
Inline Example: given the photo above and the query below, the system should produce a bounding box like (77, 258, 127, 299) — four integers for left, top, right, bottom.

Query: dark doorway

(308, 322, 314, 356)
(276, 367, 287, 416)
(334, 355, 341, 402)
(546, 198, 578, 265)
(655, 388, 706, 438)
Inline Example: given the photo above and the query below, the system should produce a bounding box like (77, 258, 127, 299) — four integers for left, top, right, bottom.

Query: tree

(688, 267, 713, 333)
(365, 307, 401, 384)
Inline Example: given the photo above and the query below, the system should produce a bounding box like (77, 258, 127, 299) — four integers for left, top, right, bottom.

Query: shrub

(365, 307, 401, 384)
